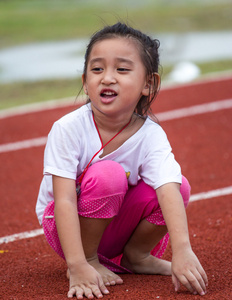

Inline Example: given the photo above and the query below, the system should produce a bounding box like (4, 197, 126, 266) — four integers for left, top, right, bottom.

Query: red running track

(0, 76, 232, 299)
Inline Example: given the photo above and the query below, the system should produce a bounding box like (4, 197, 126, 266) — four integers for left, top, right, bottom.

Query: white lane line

(0, 137, 47, 153)
(157, 98, 232, 121)
(0, 96, 86, 120)
(0, 228, 44, 245)
(0, 186, 231, 245)
(1, 99, 232, 154)
(0, 73, 231, 120)
(189, 186, 232, 202)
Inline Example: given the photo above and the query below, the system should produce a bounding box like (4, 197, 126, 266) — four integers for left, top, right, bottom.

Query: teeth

(102, 91, 116, 96)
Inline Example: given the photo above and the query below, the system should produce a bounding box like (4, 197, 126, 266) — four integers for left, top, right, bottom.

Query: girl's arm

(52, 175, 109, 299)
(156, 182, 208, 296)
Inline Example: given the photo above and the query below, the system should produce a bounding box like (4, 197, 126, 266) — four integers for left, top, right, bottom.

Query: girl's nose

(101, 70, 116, 85)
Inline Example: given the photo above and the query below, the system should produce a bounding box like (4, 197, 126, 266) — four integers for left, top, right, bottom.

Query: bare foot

(67, 256, 123, 287)
(121, 247, 171, 275)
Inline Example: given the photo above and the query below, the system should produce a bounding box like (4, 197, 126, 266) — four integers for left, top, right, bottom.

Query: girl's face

(82, 37, 150, 119)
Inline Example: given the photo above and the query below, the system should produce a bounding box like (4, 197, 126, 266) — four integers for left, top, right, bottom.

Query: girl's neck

(91, 105, 134, 135)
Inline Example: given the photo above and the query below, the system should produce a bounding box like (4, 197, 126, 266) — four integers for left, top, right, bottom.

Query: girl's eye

(117, 68, 130, 72)
(91, 67, 103, 72)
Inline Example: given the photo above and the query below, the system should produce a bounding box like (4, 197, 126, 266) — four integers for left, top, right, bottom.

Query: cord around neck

(77, 111, 132, 187)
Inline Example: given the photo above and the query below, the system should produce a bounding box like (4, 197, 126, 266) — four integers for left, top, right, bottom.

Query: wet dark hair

(83, 22, 160, 117)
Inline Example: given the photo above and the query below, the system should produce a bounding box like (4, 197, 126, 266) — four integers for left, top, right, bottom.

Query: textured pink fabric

(77, 160, 128, 218)
(42, 200, 65, 260)
(98, 177, 190, 264)
(42, 160, 190, 273)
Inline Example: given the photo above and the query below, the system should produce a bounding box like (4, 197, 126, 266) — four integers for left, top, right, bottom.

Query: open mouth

(100, 89, 118, 99)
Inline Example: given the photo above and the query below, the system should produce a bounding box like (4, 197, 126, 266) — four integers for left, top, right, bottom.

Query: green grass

(197, 60, 232, 75)
(0, 0, 231, 48)
(0, 78, 83, 110)
(1, 59, 231, 110)
(0, 0, 231, 110)
(161, 60, 232, 81)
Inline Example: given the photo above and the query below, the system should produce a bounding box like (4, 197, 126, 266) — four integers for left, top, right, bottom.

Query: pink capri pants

(42, 160, 190, 273)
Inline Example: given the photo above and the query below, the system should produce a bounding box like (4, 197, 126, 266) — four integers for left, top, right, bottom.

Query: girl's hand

(171, 247, 208, 296)
(68, 262, 109, 299)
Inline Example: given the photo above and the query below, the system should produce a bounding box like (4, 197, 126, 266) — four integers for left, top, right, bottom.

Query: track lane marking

(0, 229, 44, 245)
(0, 186, 231, 245)
(0, 96, 86, 120)
(1, 99, 232, 154)
(0, 137, 47, 153)
(189, 186, 232, 202)
(156, 98, 232, 121)
(0, 74, 231, 120)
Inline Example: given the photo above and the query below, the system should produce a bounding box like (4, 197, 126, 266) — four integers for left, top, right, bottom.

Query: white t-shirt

(36, 103, 182, 224)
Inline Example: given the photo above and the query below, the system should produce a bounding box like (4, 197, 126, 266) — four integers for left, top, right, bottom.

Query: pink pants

(42, 160, 190, 273)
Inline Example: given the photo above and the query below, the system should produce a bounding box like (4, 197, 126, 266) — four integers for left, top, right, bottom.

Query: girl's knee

(146, 176, 190, 222)
(81, 160, 128, 198)
(180, 176, 191, 208)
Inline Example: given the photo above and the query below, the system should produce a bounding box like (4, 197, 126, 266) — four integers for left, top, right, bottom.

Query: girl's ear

(142, 73, 160, 96)
(82, 74, 88, 95)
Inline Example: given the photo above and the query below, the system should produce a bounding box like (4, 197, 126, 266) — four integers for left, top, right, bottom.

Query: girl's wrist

(67, 258, 88, 271)
(171, 239, 192, 254)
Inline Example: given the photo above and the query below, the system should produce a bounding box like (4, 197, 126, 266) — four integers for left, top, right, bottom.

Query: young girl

(36, 22, 208, 299)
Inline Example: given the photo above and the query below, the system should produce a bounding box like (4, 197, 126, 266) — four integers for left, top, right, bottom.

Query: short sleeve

(43, 121, 80, 179)
(140, 126, 182, 189)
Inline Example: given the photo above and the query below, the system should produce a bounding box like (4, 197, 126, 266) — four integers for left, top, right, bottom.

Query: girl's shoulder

(139, 117, 171, 150)
(127, 116, 169, 150)
(143, 117, 167, 138)
(48, 103, 93, 140)
(56, 103, 91, 126)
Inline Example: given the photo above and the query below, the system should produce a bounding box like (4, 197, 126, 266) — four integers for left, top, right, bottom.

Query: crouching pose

(36, 22, 208, 299)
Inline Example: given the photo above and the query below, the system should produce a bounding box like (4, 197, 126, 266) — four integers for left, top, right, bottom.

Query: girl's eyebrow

(116, 57, 134, 66)
(89, 57, 134, 66)
(89, 58, 104, 65)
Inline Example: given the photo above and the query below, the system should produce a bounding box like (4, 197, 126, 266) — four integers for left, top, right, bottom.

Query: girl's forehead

(89, 37, 141, 57)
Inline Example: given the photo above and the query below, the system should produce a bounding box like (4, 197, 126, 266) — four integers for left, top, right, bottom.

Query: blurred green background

(0, 0, 232, 110)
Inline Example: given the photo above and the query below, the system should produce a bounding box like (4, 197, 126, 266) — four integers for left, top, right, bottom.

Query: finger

(108, 274, 123, 285)
(91, 286, 104, 299)
(172, 273, 180, 292)
(104, 281, 110, 286)
(177, 274, 196, 294)
(108, 277, 116, 285)
(110, 273, 123, 285)
(115, 276, 123, 285)
(184, 271, 206, 296)
(67, 287, 75, 298)
(196, 271, 206, 293)
(83, 287, 94, 299)
(101, 271, 123, 286)
(98, 275, 110, 295)
(198, 265, 208, 288)
(191, 268, 208, 295)
(67, 287, 83, 299)
(101, 275, 111, 287)
(102, 274, 116, 286)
